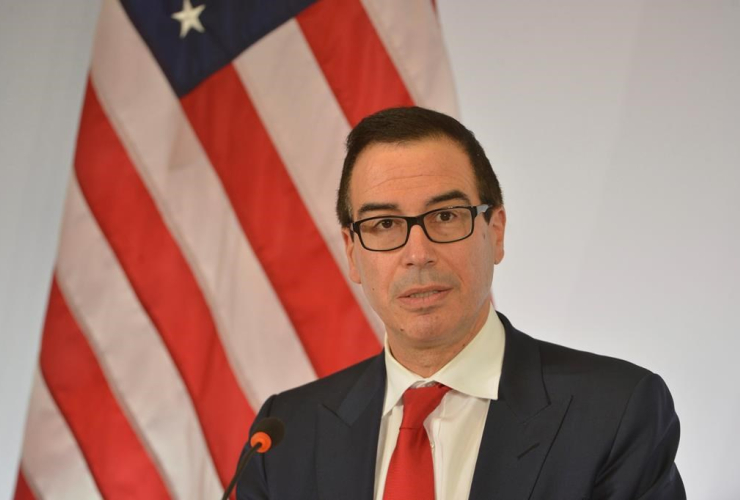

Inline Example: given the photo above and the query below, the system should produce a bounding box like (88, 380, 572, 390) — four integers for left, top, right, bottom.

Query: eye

(370, 218, 402, 231)
(433, 210, 457, 223)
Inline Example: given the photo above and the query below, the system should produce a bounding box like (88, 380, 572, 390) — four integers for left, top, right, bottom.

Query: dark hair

(336, 106, 503, 227)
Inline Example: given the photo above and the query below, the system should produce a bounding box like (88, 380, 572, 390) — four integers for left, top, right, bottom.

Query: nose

(401, 224, 437, 268)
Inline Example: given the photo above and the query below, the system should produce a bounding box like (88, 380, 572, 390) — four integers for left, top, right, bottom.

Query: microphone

(220, 417, 285, 500)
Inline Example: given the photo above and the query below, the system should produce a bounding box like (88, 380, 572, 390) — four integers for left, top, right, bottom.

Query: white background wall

(0, 2, 100, 499)
(1, 1, 738, 498)
(437, 2, 740, 498)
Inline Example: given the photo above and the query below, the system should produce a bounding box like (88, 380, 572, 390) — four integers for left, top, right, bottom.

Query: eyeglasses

(350, 204, 492, 252)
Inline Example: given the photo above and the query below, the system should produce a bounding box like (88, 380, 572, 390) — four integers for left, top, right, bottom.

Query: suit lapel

(316, 355, 385, 500)
(469, 314, 572, 500)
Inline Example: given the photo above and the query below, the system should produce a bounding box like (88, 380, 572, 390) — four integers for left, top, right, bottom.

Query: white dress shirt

(373, 306, 506, 500)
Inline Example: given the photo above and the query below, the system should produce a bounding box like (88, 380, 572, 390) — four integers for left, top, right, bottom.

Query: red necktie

(383, 383, 451, 500)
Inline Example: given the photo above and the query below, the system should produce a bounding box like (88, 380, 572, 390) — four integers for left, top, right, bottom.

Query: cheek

(464, 235, 496, 289)
(357, 255, 388, 295)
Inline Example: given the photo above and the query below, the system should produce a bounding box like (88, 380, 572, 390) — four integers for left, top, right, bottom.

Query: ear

(342, 228, 362, 284)
(488, 207, 506, 265)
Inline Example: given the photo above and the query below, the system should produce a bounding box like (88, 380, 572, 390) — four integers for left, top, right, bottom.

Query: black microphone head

(252, 417, 285, 447)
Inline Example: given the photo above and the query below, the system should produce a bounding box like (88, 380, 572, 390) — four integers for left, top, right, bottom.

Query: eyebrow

(356, 202, 400, 219)
(356, 190, 473, 219)
(426, 189, 472, 207)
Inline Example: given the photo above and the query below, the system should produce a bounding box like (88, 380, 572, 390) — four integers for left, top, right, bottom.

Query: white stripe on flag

(20, 371, 102, 500)
(55, 176, 222, 500)
(233, 20, 384, 336)
(91, 0, 317, 404)
(361, 0, 459, 116)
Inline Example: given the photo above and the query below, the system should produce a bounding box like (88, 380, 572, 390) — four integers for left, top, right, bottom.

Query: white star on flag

(172, 0, 206, 38)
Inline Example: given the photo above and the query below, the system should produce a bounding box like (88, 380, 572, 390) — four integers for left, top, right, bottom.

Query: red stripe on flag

(181, 65, 381, 377)
(74, 81, 254, 486)
(40, 280, 169, 498)
(297, 0, 415, 126)
(13, 470, 36, 500)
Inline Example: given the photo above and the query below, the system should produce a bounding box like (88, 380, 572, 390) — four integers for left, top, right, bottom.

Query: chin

(397, 316, 451, 345)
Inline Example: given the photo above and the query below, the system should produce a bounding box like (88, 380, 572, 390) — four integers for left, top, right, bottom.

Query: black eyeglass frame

(349, 204, 493, 252)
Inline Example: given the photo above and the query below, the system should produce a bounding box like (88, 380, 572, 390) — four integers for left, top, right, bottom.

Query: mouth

(398, 286, 451, 308)
(406, 290, 442, 299)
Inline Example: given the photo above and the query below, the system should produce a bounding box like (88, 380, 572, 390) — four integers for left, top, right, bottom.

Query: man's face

(343, 137, 506, 353)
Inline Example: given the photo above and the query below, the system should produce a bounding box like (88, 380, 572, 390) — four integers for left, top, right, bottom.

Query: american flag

(14, 0, 456, 498)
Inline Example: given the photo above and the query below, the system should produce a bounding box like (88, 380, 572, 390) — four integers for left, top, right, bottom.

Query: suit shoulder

(536, 337, 653, 398)
(271, 354, 382, 409)
(498, 312, 651, 391)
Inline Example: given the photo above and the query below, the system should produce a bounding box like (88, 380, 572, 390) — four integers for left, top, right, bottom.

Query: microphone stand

(220, 442, 262, 500)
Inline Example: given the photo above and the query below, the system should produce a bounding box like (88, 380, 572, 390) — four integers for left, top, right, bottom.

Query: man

(237, 107, 685, 499)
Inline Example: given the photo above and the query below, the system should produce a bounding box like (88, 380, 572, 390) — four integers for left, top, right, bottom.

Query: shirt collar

(382, 305, 505, 415)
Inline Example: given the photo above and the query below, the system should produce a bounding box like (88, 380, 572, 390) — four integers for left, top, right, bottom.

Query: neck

(387, 307, 490, 378)
(388, 342, 470, 378)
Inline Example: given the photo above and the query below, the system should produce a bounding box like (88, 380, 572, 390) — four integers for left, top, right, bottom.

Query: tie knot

(400, 383, 450, 429)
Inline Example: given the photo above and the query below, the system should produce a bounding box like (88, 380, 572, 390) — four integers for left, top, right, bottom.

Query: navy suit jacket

(237, 313, 685, 499)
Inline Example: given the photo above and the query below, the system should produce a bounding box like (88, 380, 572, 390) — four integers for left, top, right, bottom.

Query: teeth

(408, 290, 440, 299)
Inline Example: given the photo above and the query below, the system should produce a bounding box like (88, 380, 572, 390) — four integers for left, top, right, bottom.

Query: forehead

(349, 137, 477, 215)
